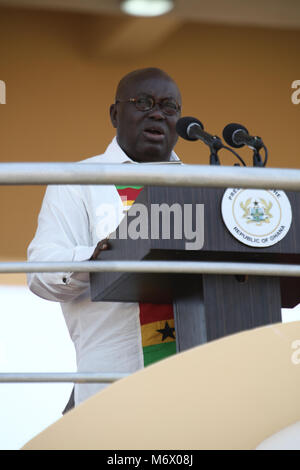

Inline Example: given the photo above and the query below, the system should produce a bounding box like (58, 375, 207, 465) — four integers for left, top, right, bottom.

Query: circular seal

(221, 188, 292, 248)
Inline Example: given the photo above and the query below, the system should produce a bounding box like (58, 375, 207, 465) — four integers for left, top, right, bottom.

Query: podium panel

(90, 186, 300, 349)
(90, 187, 300, 303)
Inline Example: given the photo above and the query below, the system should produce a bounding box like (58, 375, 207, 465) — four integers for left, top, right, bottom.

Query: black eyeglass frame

(115, 95, 181, 116)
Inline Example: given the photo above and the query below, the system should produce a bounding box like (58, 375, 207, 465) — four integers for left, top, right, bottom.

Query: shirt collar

(104, 137, 181, 164)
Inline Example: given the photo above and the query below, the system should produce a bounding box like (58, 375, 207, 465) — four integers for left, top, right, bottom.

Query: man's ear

(110, 103, 118, 128)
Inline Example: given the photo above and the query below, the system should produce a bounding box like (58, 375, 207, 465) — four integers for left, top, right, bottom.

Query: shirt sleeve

(27, 184, 97, 302)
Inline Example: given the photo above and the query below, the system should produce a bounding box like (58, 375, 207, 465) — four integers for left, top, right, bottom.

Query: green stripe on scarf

(143, 342, 177, 367)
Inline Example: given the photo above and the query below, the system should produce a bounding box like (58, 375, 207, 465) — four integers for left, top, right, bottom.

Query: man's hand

(90, 238, 110, 260)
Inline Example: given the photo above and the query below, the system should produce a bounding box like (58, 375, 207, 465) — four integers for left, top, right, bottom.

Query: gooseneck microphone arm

(186, 123, 222, 165)
(220, 145, 247, 167)
(262, 144, 268, 167)
(223, 123, 268, 167)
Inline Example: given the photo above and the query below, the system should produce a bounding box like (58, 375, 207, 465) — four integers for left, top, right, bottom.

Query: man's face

(110, 74, 181, 162)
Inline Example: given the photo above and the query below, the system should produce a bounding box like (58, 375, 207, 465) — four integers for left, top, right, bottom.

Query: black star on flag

(156, 321, 175, 342)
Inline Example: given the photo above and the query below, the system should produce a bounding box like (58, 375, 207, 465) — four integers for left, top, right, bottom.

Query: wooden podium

(90, 186, 300, 351)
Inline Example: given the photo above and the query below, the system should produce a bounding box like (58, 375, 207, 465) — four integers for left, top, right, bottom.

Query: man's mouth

(143, 127, 165, 142)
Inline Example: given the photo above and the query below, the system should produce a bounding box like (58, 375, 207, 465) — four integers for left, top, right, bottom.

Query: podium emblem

(221, 188, 292, 247)
(240, 198, 272, 225)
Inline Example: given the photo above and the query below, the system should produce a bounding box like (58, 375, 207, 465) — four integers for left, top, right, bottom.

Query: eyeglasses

(115, 94, 181, 116)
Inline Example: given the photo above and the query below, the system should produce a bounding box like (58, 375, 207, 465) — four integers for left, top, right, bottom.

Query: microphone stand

(253, 148, 264, 167)
(250, 137, 264, 167)
(187, 124, 223, 166)
(209, 137, 223, 166)
(209, 139, 248, 167)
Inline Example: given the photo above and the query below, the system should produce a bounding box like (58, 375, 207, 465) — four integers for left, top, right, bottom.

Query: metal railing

(0, 260, 300, 277)
(0, 162, 300, 189)
(0, 373, 129, 383)
(0, 162, 299, 384)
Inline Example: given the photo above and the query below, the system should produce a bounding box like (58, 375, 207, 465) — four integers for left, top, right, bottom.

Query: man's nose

(147, 104, 165, 119)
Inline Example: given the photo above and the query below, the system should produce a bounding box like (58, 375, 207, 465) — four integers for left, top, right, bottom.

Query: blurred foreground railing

(0, 373, 129, 383)
(0, 162, 300, 190)
(0, 260, 300, 277)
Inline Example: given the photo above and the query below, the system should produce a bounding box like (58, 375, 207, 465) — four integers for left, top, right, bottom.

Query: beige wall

(0, 7, 299, 263)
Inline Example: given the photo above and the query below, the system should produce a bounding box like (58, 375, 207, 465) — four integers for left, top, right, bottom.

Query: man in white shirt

(27, 67, 182, 409)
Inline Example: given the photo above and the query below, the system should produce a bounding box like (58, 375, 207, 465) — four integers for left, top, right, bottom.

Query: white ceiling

(0, 0, 300, 30)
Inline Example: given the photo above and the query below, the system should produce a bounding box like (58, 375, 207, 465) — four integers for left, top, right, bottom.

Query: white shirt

(27, 137, 180, 405)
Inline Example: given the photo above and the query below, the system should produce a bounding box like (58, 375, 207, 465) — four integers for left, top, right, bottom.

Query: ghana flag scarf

(116, 185, 176, 366)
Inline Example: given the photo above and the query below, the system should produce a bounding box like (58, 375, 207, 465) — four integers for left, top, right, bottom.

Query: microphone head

(176, 116, 204, 141)
(222, 123, 249, 148)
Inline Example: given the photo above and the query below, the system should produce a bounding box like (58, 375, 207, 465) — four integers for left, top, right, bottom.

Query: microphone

(222, 123, 267, 167)
(222, 123, 263, 149)
(176, 116, 223, 165)
(176, 116, 223, 148)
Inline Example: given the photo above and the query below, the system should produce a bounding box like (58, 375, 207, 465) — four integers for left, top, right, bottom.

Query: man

(27, 67, 182, 409)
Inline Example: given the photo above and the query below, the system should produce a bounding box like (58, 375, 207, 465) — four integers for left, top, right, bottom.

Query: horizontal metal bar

(0, 162, 299, 190)
(0, 260, 300, 277)
(0, 373, 129, 383)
